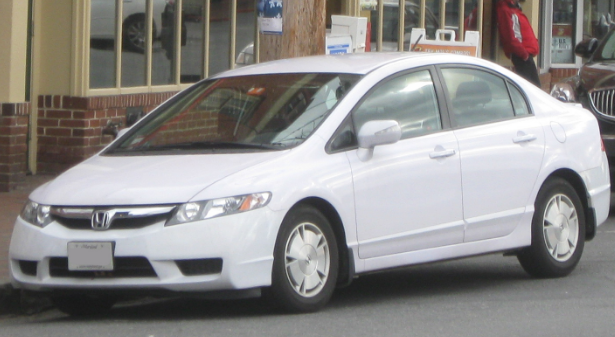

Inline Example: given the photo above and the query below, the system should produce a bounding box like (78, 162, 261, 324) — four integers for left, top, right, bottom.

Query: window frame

(326, 65, 450, 154)
(434, 64, 534, 129)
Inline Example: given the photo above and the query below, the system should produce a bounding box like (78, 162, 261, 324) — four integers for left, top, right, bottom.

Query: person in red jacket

(496, 0, 541, 87)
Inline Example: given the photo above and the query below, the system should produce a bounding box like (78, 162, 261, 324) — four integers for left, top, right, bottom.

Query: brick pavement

(0, 175, 54, 285)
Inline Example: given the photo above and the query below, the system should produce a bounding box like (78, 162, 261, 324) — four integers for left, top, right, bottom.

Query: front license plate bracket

(67, 241, 114, 271)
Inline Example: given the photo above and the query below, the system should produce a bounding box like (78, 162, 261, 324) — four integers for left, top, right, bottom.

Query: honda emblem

(91, 211, 113, 230)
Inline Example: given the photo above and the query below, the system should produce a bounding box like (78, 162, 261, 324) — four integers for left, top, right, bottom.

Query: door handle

(429, 148, 456, 159)
(513, 133, 537, 144)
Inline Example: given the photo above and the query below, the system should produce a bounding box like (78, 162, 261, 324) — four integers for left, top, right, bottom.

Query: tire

(268, 205, 339, 313)
(52, 294, 116, 316)
(122, 15, 156, 53)
(517, 178, 586, 278)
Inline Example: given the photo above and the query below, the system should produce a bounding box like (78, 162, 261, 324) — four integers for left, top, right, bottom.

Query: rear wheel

(268, 205, 339, 313)
(517, 178, 585, 278)
(52, 294, 116, 316)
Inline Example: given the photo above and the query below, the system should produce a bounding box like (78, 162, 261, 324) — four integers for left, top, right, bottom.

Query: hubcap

(543, 194, 578, 262)
(126, 21, 145, 50)
(284, 222, 330, 298)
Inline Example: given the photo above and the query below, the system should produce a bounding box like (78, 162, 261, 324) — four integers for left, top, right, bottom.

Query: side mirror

(574, 38, 599, 59)
(356, 120, 401, 161)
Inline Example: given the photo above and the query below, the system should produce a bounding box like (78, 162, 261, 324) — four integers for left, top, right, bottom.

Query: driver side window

(353, 70, 442, 140)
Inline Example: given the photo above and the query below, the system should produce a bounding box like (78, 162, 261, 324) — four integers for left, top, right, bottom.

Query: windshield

(595, 30, 615, 61)
(105, 73, 362, 155)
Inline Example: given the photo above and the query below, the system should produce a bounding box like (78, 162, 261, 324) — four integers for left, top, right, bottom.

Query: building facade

(0, 0, 610, 191)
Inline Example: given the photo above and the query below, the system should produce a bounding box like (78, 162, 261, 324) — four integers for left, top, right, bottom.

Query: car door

(439, 66, 546, 242)
(346, 68, 465, 259)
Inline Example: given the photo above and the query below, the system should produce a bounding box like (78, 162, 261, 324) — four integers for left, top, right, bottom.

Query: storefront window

(583, 0, 614, 39)
(152, 0, 178, 85)
(366, 0, 439, 51)
(121, 0, 148, 87)
(89, 0, 255, 90)
(552, 0, 576, 63)
(181, 0, 205, 83)
(90, 0, 117, 89)
(209, 2, 231, 75)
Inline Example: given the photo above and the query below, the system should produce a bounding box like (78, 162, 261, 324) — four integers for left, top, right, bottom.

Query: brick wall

(0, 103, 30, 192)
(549, 68, 578, 88)
(37, 92, 176, 174)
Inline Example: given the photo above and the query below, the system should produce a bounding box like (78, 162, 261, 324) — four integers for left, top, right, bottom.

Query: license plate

(68, 242, 114, 271)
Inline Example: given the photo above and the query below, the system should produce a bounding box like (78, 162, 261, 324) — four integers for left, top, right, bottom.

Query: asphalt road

(2, 208, 614, 337)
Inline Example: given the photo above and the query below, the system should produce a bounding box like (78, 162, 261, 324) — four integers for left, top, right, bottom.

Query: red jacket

(496, 0, 539, 60)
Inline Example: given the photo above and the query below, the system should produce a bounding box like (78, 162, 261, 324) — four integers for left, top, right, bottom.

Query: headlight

(166, 192, 271, 226)
(20, 200, 52, 228)
(550, 83, 576, 102)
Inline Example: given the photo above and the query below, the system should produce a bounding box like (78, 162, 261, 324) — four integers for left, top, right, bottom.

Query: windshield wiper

(136, 141, 282, 152)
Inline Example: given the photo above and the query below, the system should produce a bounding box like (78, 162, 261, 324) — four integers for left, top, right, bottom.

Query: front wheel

(517, 178, 585, 278)
(268, 205, 339, 313)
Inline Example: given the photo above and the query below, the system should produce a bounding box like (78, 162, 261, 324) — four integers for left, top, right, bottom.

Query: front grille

(589, 89, 615, 117)
(50, 205, 176, 230)
(53, 213, 171, 230)
(49, 257, 157, 278)
(18, 260, 38, 276)
(176, 258, 223, 276)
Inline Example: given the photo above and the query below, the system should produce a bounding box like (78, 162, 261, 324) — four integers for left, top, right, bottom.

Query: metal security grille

(590, 89, 615, 117)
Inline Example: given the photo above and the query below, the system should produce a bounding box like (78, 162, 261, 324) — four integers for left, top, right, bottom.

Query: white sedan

(9, 53, 610, 315)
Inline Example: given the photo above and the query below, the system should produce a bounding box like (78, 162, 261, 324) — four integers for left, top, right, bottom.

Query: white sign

(258, 0, 283, 35)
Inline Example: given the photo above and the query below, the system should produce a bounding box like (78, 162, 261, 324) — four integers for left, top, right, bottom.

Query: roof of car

(213, 52, 431, 78)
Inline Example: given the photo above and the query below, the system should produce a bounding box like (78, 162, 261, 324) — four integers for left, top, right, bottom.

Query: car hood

(30, 152, 286, 206)
(580, 61, 615, 90)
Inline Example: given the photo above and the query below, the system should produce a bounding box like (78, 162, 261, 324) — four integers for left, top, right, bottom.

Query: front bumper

(8, 207, 284, 293)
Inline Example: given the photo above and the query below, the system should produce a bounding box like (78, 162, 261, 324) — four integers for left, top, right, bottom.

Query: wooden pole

(258, 0, 326, 63)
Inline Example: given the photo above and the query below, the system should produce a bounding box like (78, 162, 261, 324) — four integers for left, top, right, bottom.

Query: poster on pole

(258, 0, 283, 35)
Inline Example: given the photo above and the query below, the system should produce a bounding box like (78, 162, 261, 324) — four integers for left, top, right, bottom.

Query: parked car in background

(90, 0, 166, 52)
(235, 43, 254, 68)
(10, 53, 610, 316)
(551, 28, 615, 183)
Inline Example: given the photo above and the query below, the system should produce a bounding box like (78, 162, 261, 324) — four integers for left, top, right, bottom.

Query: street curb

(0, 283, 53, 316)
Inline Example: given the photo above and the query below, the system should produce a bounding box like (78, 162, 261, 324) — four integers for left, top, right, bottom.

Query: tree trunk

(258, 0, 326, 63)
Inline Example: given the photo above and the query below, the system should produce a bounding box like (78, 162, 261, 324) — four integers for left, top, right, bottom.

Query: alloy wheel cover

(284, 222, 330, 298)
(542, 193, 579, 262)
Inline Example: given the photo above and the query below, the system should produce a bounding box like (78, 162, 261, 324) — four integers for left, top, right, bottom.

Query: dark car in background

(551, 28, 615, 182)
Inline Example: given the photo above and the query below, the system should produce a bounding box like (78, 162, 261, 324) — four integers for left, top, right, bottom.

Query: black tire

(517, 178, 586, 278)
(268, 205, 339, 313)
(52, 294, 116, 316)
(122, 15, 156, 53)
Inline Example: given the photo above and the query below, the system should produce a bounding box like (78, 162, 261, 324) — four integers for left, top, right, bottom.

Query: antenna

(411, 34, 424, 51)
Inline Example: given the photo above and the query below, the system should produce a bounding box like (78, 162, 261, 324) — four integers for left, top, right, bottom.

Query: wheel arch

(544, 168, 596, 241)
(123, 13, 145, 25)
(122, 13, 158, 36)
(294, 197, 354, 287)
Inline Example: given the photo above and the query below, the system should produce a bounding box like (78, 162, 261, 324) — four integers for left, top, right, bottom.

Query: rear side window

(507, 81, 530, 116)
(353, 70, 442, 140)
(441, 68, 516, 128)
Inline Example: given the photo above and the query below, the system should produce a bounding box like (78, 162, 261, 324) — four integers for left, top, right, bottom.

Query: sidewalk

(0, 175, 54, 285)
